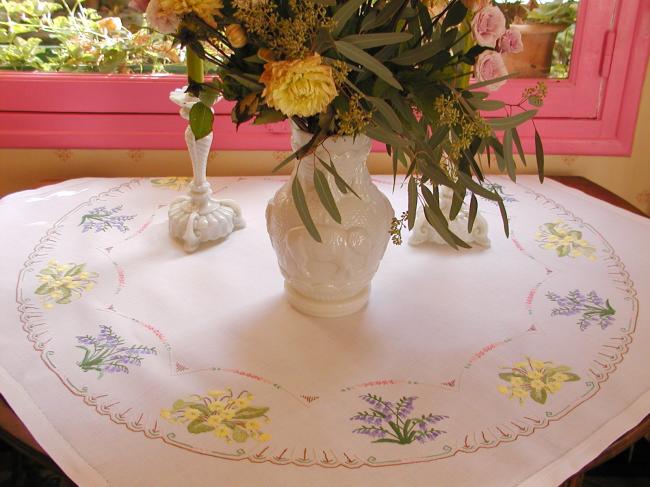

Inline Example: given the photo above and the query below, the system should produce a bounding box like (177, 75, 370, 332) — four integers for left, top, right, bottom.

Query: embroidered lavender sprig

(79, 206, 135, 233)
(76, 325, 157, 377)
(547, 290, 616, 330)
(351, 394, 447, 445)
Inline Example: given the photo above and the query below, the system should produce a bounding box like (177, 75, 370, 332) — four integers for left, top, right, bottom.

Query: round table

(0, 176, 648, 487)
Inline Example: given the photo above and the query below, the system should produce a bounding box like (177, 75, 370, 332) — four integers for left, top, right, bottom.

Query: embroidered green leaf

(232, 427, 249, 443)
(233, 406, 270, 420)
(529, 388, 548, 405)
(188, 420, 214, 434)
(35, 284, 51, 295)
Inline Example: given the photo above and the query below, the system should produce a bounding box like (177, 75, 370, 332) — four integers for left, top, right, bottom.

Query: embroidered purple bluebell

(76, 325, 157, 377)
(351, 394, 447, 445)
(547, 290, 615, 330)
(79, 206, 135, 233)
(485, 182, 518, 203)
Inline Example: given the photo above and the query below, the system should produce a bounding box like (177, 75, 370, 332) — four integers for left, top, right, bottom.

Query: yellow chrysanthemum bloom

(159, 0, 223, 27)
(260, 53, 337, 117)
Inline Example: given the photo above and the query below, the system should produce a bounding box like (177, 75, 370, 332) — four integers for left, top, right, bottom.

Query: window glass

(0, 0, 182, 73)
(2, 0, 579, 78)
(495, 0, 579, 79)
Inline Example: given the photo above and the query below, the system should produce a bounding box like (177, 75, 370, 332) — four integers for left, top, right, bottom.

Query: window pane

(0, 0, 183, 73)
(495, 0, 579, 79)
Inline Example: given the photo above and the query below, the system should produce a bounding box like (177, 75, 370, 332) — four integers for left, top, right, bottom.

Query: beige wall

(1, 66, 649, 214)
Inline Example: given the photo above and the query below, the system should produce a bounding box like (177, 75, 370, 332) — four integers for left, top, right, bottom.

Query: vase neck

(292, 129, 372, 195)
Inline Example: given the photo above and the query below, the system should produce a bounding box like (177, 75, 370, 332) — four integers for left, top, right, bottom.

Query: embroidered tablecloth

(0, 176, 648, 487)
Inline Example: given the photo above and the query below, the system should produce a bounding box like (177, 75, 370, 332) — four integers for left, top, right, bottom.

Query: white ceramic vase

(266, 127, 394, 318)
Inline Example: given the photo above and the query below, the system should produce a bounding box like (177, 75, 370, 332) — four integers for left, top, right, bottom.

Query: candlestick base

(168, 88, 245, 253)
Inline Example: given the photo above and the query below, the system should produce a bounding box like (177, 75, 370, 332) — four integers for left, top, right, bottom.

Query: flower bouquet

(137, 0, 546, 315)
(138, 0, 544, 243)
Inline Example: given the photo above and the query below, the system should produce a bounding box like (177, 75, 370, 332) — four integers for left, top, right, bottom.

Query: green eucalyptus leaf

(317, 157, 360, 198)
(512, 127, 527, 166)
(292, 176, 322, 243)
(314, 168, 342, 224)
(468, 74, 512, 90)
(335, 40, 403, 90)
(253, 110, 286, 125)
(331, 0, 366, 37)
(367, 96, 403, 133)
(468, 193, 478, 232)
(497, 197, 510, 238)
(361, 0, 408, 32)
(390, 38, 445, 66)
(442, 1, 468, 29)
(471, 98, 506, 111)
(535, 129, 545, 183)
(503, 128, 516, 181)
(189, 102, 214, 140)
(407, 177, 417, 230)
(340, 32, 412, 49)
(487, 110, 538, 130)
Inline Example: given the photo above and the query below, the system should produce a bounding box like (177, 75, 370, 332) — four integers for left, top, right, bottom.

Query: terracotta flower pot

(503, 23, 568, 78)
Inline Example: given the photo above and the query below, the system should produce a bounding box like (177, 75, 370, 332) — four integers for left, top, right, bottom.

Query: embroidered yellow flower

(260, 53, 337, 117)
(159, 0, 223, 27)
(35, 260, 98, 308)
(498, 358, 581, 405)
(160, 389, 270, 444)
(535, 221, 597, 260)
(183, 408, 201, 420)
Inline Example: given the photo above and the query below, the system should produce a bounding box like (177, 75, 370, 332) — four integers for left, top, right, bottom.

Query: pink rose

(471, 5, 507, 48)
(129, 0, 150, 13)
(498, 28, 524, 54)
(145, 0, 180, 34)
(475, 51, 508, 91)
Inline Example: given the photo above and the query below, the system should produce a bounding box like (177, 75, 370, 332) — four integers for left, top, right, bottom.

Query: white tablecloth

(0, 176, 648, 487)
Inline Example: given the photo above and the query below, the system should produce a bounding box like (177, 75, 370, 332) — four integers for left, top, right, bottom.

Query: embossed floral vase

(266, 127, 394, 318)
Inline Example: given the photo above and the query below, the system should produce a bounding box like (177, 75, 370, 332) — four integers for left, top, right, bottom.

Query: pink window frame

(0, 0, 648, 155)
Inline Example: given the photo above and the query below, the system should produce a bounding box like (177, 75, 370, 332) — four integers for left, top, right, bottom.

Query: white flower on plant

(498, 28, 524, 54)
(145, 0, 181, 34)
(471, 5, 507, 48)
(475, 50, 508, 91)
